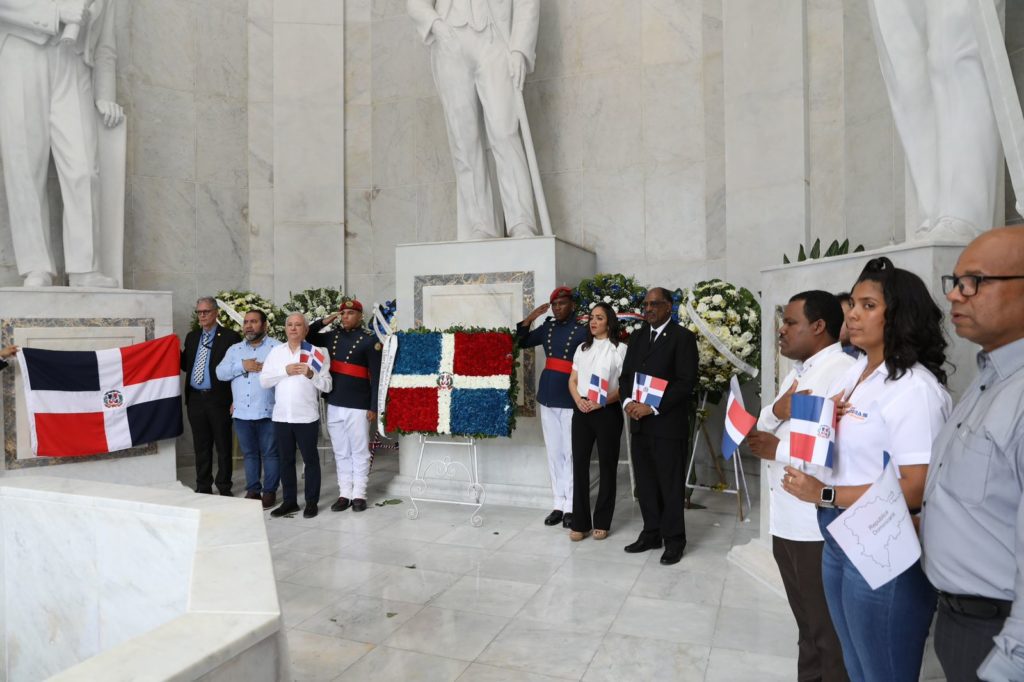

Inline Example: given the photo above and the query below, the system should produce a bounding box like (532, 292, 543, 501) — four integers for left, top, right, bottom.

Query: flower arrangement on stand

(190, 290, 283, 338)
(371, 299, 397, 340)
(676, 279, 761, 491)
(573, 273, 648, 341)
(383, 327, 519, 438)
(284, 287, 356, 327)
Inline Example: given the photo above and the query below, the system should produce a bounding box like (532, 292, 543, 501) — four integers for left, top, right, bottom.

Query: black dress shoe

(351, 498, 367, 512)
(303, 502, 318, 518)
(270, 501, 300, 518)
(261, 492, 277, 509)
(331, 496, 351, 512)
(624, 536, 663, 553)
(219, 489, 234, 497)
(660, 544, 685, 565)
(561, 513, 573, 529)
(244, 491, 262, 500)
(196, 488, 213, 495)
(543, 510, 564, 526)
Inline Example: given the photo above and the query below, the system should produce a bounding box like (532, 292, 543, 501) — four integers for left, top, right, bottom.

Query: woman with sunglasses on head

(566, 302, 628, 542)
(782, 257, 952, 681)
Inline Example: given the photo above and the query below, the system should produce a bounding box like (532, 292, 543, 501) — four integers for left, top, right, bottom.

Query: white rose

(590, 302, 597, 310)
(603, 296, 612, 303)
(712, 294, 724, 305)
(619, 297, 629, 306)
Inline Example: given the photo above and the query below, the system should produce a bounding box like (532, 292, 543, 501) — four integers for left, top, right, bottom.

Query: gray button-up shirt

(921, 336, 1024, 679)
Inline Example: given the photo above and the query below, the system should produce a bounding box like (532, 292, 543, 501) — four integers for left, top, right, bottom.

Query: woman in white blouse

(566, 302, 628, 541)
(783, 257, 951, 682)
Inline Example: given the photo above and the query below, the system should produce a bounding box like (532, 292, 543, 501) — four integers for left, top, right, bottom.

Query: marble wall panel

(274, 222, 346, 300)
(346, 190, 374, 276)
(372, 98, 417, 188)
(579, 69, 643, 171)
(197, 97, 249, 190)
(345, 103, 373, 189)
(370, 16, 434, 103)
(131, 177, 197, 274)
(807, 0, 845, 243)
(197, 4, 248, 100)
(530, 0, 580, 82)
(347, 0, 372, 22)
(642, 0, 702, 66)
(130, 271, 198, 335)
(579, 165, 645, 265)
(132, 85, 197, 182)
(578, 0, 642, 73)
(274, 103, 345, 222)
(248, 102, 274, 189)
(524, 76, 583, 174)
(248, 14, 274, 103)
(345, 20, 373, 106)
(416, 182, 458, 243)
(131, 0, 196, 91)
(705, 154, 726, 260)
(274, 0, 344, 24)
(197, 185, 250, 276)
(643, 61, 704, 168)
(274, 23, 344, 105)
(645, 162, 707, 262)
(371, 0, 407, 21)
(415, 97, 456, 185)
(248, 188, 275, 276)
(370, 186, 418, 274)
(539, 171, 582, 245)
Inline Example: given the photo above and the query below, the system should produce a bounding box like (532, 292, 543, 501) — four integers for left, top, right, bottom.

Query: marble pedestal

(385, 236, 595, 509)
(728, 240, 973, 595)
(0, 287, 177, 485)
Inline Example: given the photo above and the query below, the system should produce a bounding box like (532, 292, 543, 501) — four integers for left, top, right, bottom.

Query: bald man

(921, 227, 1024, 681)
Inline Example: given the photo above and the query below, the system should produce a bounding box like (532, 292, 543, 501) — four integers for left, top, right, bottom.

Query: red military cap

(339, 299, 363, 312)
(549, 286, 573, 303)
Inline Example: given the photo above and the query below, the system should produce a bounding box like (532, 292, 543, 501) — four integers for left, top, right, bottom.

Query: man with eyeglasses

(921, 227, 1024, 681)
(181, 297, 241, 495)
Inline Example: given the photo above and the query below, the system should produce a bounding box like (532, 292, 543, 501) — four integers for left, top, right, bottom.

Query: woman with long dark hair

(567, 302, 627, 541)
(783, 257, 952, 681)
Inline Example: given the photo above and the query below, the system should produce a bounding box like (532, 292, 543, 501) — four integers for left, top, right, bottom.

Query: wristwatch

(819, 486, 836, 509)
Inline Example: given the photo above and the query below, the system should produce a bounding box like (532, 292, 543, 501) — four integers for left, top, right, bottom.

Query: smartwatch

(819, 486, 836, 509)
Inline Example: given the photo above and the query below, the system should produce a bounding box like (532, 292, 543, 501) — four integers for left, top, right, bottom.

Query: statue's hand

(508, 51, 527, 91)
(96, 100, 124, 128)
(431, 19, 459, 55)
(58, 0, 88, 25)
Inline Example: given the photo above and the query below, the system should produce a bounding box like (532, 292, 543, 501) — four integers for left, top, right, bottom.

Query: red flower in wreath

(385, 387, 439, 433)
(452, 332, 513, 376)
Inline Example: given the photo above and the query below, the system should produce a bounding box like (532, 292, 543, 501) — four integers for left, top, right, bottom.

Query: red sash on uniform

(330, 360, 370, 379)
(545, 357, 573, 374)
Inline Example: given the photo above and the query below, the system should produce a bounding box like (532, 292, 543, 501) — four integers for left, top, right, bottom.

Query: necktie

(192, 331, 211, 385)
(650, 329, 657, 345)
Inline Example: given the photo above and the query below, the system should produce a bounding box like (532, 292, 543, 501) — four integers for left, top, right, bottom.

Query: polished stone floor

(182, 451, 944, 681)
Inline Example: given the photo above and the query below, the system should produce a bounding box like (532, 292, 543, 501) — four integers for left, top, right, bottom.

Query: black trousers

(570, 405, 624, 533)
(935, 599, 1005, 682)
(187, 391, 233, 494)
(275, 420, 321, 506)
(631, 431, 687, 546)
(773, 536, 848, 682)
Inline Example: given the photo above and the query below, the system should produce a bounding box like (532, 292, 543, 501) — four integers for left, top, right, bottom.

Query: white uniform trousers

(539, 404, 573, 513)
(0, 37, 100, 276)
(326, 404, 372, 500)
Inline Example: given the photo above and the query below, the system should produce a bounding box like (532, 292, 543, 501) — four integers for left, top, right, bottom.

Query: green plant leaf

(809, 238, 821, 259)
(824, 240, 839, 258)
(798, 244, 807, 262)
(854, 244, 865, 252)
(839, 238, 850, 254)
(783, 254, 790, 264)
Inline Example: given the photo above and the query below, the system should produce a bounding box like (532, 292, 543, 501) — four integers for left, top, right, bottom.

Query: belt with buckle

(937, 591, 1012, 619)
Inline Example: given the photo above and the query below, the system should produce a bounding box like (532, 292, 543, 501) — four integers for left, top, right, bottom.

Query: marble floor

(179, 452, 944, 681)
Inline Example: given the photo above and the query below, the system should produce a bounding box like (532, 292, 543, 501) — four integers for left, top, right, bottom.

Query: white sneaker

(23, 271, 52, 287)
(68, 271, 118, 288)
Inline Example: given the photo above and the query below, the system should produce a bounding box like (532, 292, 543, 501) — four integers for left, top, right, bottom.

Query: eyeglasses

(941, 274, 1024, 297)
(195, 309, 216, 315)
(642, 301, 669, 308)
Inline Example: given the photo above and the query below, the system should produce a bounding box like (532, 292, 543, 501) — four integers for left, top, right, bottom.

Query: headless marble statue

(869, 0, 1004, 242)
(0, 0, 124, 287)
(408, 0, 541, 240)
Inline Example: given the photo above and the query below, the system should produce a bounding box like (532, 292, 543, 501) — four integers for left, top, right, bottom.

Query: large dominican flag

(789, 393, 836, 468)
(17, 335, 183, 457)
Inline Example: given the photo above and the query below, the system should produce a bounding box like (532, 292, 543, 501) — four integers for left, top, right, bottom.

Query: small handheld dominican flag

(587, 374, 609, 405)
(299, 341, 325, 373)
(633, 373, 668, 408)
(789, 393, 836, 468)
(721, 375, 757, 460)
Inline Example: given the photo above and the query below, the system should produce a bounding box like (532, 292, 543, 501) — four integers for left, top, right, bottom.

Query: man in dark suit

(620, 287, 698, 565)
(181, 296, 241, 495)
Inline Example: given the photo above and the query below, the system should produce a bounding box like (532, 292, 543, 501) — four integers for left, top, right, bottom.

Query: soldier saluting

(308, 299, 382, 513)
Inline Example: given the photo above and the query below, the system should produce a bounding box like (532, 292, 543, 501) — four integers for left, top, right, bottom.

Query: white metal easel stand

(683, 393, 752, 522)
(407, 434, 485, 527)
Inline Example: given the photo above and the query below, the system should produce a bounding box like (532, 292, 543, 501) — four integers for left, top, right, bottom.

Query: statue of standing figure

(408, 0, 546, 240)
(869, 0, 1004, 242)
(0, 0, 124, 287)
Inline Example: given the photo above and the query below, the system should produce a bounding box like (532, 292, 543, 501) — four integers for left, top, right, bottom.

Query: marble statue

(868, 0, 1003, 242)
(0, 0, 123, 287)
(408, 0, 548, 240)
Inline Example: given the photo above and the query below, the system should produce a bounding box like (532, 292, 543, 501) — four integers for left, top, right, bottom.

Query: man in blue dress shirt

(216, 309, 281, 509)
(517, 286, 588, 528)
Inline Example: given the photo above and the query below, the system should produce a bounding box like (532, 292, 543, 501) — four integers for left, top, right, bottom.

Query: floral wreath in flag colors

(572, 273, 648, 341)
(383, 326, 519, 439)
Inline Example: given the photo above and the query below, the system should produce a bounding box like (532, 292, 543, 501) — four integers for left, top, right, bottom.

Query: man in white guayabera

(869, 0, 1003, 241)
(408, 0, 539, 240)
(0, 0, 123, 287)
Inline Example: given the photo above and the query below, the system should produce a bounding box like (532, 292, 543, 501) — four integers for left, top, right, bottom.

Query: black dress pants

(187, 391, 233, 494)
(631, 431, 687, 546)
(935, 599, 1006, 682)
(275, 420, 321, 506)
(773, 536, 848, 682)
(570, 405, 624, 533)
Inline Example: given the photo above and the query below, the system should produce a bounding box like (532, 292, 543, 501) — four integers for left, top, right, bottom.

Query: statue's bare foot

(23, 271, 52, 287)
(69, 271, 118, 288)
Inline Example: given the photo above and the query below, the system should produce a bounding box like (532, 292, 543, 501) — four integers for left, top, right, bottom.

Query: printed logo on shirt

(845, 407, 869, 422)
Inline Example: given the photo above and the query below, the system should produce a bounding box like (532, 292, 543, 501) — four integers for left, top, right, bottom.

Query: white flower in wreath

(603, 296, 612, 303)
(696, 302, 708, 314)
(619, 297, 629, 306)
(590, 302, 597, 310)
(712, 294, 724, 305)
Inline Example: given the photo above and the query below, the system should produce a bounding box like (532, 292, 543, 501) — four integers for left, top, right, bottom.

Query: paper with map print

(825, 456, 921, 589)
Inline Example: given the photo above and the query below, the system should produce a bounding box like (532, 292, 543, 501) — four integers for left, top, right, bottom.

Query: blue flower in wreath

(451, 388, 510, 437)
(393, 332, 442, 375)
